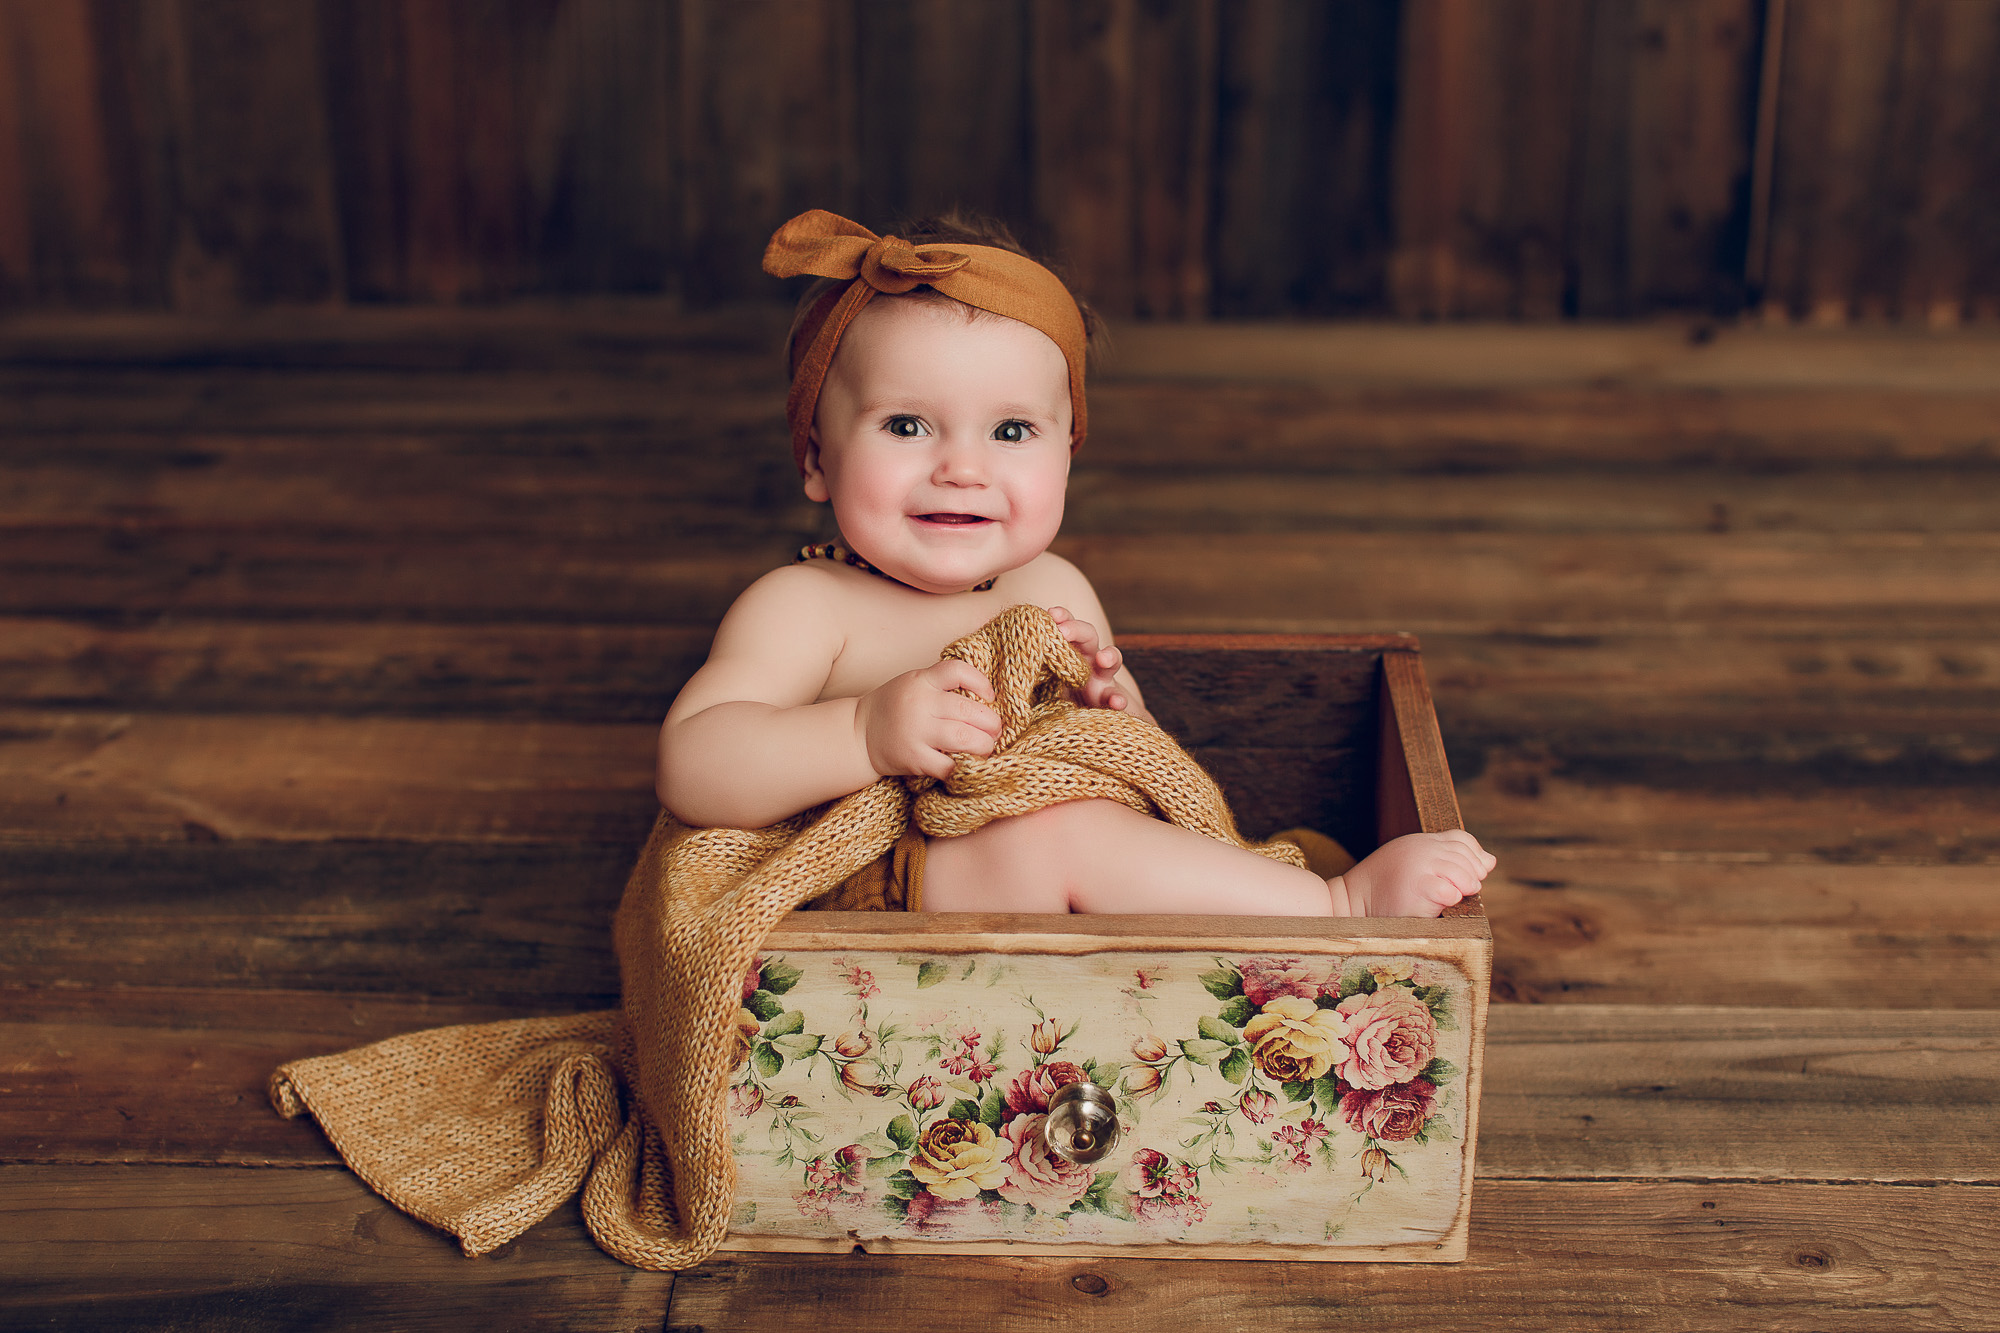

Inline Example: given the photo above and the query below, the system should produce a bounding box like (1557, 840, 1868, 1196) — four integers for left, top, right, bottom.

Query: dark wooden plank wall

(3, 0, 1997, 320)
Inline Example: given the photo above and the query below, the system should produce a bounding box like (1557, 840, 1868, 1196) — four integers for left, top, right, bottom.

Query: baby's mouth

(916, 513, 992, 525)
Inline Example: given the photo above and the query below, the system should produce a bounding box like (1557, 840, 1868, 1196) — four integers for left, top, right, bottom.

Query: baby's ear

(801, 434, 831, 503)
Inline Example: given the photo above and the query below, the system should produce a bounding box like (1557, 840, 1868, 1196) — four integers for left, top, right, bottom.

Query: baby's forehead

(833, 295, 1067, 381)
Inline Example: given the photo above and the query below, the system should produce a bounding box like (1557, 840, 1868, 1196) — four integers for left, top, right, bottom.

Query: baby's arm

(657, 569, 1001, 828)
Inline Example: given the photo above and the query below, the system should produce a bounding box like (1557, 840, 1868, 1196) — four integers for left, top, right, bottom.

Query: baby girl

(656, 209, 1493, 917)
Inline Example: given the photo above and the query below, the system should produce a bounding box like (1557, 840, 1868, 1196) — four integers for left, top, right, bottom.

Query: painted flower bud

(1031, 1019, 1063, 1054)
(1123, 1064, 1163, 1098)
(1361, 1147, 1391, 1182)
(1131, 1033, 1169, 1063)
(907, 1075, 946, 1110)
(839, 1061, 887, 1097)
(834, 1028, 874, 1059)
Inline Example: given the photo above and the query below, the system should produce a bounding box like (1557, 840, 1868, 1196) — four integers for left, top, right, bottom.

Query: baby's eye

(992, 420, 1035, 444)
(884, 415, 930, 439)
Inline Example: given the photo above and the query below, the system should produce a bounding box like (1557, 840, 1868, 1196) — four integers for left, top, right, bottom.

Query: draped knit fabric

(269, 605, 1308, 1271)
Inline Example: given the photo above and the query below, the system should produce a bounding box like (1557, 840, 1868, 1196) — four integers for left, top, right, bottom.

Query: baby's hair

(781, 208, 1104, 379)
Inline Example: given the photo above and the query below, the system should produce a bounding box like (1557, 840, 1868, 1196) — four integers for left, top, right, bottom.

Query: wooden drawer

(721, 635, 1490, 1261)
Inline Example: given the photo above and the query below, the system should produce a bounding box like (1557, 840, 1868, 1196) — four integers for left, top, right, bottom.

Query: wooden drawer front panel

(725, 936, 1482, 1259)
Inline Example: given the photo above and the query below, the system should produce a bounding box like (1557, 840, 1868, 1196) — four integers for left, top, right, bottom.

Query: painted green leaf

(1179, 1037, 1230, 1067)
(1196, 1015, 1243, 1046)
(746, 990, 784, 1023)
(886, 1114, 918, 1151)
(1281, 1079, 1312, 1102)
(1218, 1048, 1251, 1086)
(886, 1169, 922, 1199)
(865, 1153, 908, 1177)
(753, 1043, 783, 1079)
(1420, 1057, 1459, 1085)
(770, 1033, 821, 1059)
(916, 960, 951, 989)
(760, 959, 803, 995)
(1217, 996, 1254, 1027)
(1313, 1076, 1344, 1112)
(762, 1010, 806, 1039)
(1198, 966, 1243, 1000)
(978, 1086, 1006, 1128)
(948, 1098, 981, 1122)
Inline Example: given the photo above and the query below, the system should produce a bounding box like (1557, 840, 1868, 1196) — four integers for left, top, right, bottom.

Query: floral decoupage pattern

(725, 947, 1474, 1247)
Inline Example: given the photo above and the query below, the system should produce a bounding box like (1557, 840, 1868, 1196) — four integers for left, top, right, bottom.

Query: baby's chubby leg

(920, 799, 1493, 917)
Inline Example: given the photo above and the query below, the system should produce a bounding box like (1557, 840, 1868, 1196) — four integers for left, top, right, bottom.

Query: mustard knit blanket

(269, 605, 1306, 1269)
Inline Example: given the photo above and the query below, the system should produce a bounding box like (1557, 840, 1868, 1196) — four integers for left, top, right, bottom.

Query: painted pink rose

(803, 1143, 870, 1195)
(729, 1083, 764, 1118)
(907, 1075, 945, 1110)
(1340, 1078, 1438, 1142)
(1127, 1148, 1173, 1198)
(740, 958, 763, 1005)
(1126, 1149, 1207, 1226)
(1004, 1060, 1088, 1118)
(1237, 957, 1326, 1009)
(997, 1113, 1096, 1212)
(1238, 1090, 1277, 1124)
(1333, 987, 1438, 1090)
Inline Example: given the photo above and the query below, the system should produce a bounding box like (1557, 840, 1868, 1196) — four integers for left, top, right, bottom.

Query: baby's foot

(1334, 830, 1495, 918)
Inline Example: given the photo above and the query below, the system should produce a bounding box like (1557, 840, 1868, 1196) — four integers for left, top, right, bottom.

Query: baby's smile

(914, 512, 992, 526)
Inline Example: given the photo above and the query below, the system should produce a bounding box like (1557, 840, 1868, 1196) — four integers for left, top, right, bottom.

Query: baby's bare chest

(815, 595, 1014, 701)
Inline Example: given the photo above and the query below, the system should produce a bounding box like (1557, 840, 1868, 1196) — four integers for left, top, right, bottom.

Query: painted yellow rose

(909, 1118, 1010, 1200)
(731, 1008, 762, 1070)
(1242, 994, 1349, 1083)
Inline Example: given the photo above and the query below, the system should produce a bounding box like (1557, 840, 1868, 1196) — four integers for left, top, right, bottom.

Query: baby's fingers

(928, 658, 996, 702)
(944, 690, 1003, 738)
(1439, 828, 1498, 872)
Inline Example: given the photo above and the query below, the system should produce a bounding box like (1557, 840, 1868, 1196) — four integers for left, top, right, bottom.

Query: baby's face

(805, 296, 1072, 594)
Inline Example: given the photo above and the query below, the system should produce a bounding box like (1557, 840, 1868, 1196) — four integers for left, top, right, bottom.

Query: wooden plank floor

(3, 306, 1998, 1330)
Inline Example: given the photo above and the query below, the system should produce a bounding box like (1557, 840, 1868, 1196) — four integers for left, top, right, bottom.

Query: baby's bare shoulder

(1004, 550, 1098, 603)
(668, 564, 848, 718)
(1003, 552, 1117, 632)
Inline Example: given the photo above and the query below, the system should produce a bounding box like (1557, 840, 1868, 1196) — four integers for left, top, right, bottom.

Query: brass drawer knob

(1043, 1080, 1120, 1165)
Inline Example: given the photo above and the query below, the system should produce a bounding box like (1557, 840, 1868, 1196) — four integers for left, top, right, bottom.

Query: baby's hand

(855, 660, 1003, 780)
(1339, 830, 1495, 917)
(1048, 606, 1132, 712)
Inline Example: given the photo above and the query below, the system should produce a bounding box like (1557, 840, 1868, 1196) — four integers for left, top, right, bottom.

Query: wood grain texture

(0, 1165, 674, 1333)
(0, 1169, 1989, 1331)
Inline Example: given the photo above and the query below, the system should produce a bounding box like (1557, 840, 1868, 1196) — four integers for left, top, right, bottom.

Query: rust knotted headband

(762, 209, 1088, 475)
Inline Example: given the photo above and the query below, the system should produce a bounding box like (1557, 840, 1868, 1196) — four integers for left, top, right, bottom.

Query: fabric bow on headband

(762, 209, 1088, 474)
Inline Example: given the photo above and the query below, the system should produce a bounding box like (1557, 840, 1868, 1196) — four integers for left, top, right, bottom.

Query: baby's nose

(931, 440, 990, 484)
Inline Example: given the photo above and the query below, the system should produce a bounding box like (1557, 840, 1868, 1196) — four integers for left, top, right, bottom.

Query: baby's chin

(865, 543, 1015, 594)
